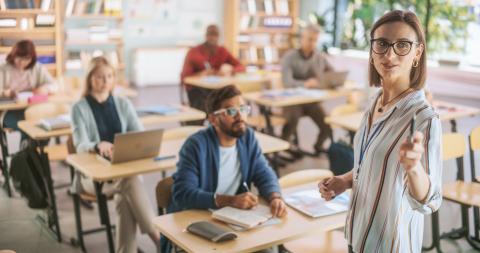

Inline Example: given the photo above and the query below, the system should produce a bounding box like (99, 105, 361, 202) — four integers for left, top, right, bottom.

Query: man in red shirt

(181, 24, 245, 125)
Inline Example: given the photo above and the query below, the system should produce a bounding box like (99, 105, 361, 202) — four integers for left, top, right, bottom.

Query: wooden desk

(184, 75, 270, 90)
(139, 106, 206, 126)
(66, 126, 289, 253)
(243, 88, 351, 108)
(152, 182, 346, 253)
(325, 100, 480, 133)
(66, 127, 289, 182)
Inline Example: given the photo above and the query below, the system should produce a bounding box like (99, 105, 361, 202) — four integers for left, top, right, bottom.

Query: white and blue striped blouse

(346, 89, 442, 253)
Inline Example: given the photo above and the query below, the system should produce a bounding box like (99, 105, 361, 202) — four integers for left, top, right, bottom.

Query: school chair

(278, 169, 348, 253)
(426, 133, 480, 253)
(469, 126, 480, 241)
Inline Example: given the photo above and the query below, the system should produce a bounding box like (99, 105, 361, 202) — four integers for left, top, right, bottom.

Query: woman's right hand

(318, 175, 350, 201)
(97, 141, 114, 158)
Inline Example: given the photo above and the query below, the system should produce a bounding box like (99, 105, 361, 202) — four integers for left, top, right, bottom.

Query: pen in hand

(409, 114, 416, 144)
(242, 182, 250, 192)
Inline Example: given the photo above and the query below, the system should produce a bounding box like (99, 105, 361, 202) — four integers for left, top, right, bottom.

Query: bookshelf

(63, 0, 125, 85)
(224, 0, 299, 70)
(0, 0, 64, 77)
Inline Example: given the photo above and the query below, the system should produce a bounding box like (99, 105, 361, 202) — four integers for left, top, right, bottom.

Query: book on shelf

(35, 14, 55, 27)
(104, 0, 121, 16)
(65, 0, 76, 16)
(211, 205, 273, 229)
(4, 0, 34, 9)
(40, 0, 52, 11)
(275, 0, 290, 15)
(264, 0, 274, 15)
(0, 18, 17, 28)
(246, 0, 256, 14)
(66, 50, 120, 71)
(37, 55, 55, 64)
(0, 0, 6, 10)
(263, 16, 292, 28)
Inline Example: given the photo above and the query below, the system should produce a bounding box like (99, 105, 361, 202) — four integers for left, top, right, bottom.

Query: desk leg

(38, 142, 62, 242)
(94, 181, 115, 253)
(260, 106, 274, 135)
(450, 119, 457, 133)
(0, 129, 12, 197)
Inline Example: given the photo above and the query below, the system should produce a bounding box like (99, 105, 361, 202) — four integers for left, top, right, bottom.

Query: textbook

(39, 115, 71, 131)
(284, 190, 350, 218)
(212, 205, 273, 229)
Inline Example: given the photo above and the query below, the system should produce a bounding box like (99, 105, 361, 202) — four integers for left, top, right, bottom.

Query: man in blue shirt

(170, 85, 286, 215)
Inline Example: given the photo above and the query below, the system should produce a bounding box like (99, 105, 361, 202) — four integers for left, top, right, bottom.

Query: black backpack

(10, 145, 49, 209)
(327, 141, 354, 176)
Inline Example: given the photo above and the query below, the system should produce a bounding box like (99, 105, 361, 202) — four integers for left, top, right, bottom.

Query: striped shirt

(346, 89, 442, 253)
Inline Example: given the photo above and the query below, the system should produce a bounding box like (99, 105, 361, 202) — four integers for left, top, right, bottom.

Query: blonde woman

(71, 57, 159, 252)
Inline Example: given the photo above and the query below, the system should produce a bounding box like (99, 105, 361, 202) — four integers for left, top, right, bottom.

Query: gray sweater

(71, 95, 143, 153)
(280, 49, 333, 89)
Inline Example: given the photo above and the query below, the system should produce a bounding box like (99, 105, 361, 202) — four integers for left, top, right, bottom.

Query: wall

(123, 0, 224, 83)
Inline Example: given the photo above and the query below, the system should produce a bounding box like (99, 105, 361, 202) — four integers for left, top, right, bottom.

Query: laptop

(321, 71, 349, 88)
(99, 128, 164, 164)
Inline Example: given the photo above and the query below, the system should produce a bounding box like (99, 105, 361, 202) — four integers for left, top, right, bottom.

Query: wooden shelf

(0, 9, 55, 16)
(238, 44, 290, 49)
(240, 12, 291, 17)
(240, 28, 295, 34)
(65, 40, 123, 46)
(242, 60, 279, 65)
(0, 28, 56, 33)
(0, 45, 56, 53)
(66, 15, 123, 20)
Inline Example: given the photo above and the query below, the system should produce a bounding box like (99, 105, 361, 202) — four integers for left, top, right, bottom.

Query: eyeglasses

(213, 105, 251, 117)
(370, 39, 420, 56)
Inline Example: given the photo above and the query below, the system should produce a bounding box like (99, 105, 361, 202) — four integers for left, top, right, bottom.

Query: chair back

(442, 133, 466, 161)
(24, 102, 71, 121)
(155, 176, 174, 215)
(470, 126, 480, 151)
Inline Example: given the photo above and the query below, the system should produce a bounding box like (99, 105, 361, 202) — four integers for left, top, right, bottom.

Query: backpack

(327, 141, 354, 176)
(10, 145, 49, 209)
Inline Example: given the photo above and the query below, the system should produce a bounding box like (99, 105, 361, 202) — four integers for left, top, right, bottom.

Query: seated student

(180, 24, 245, 125)
(280, 24, 334, 155)
(0, 40, 55, 143)
(163, 85, 286, 252)
(71, 56, 159, 253)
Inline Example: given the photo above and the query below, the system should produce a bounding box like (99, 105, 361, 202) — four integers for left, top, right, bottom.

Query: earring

(412, 60, 419, 68)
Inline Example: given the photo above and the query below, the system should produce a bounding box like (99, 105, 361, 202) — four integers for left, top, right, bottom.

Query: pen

(153, 155, 176, 161)
(409, 114, 416, 143)
(242, 182, 250, 192)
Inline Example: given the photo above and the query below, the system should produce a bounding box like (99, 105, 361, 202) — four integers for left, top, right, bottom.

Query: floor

(1, 85, 480, 253)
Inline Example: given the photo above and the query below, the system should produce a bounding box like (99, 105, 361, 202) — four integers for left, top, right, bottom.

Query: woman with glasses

(319, 10, 442, 253)
(71, 56, 160, 252)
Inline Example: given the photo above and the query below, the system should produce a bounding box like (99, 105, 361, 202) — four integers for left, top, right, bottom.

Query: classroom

(1, 0, 480, 252)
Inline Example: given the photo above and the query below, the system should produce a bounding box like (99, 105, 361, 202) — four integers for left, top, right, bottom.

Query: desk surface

(325, 100, 480, 132)
(152, 182, 346, 253)
(184, 75, 270, 90)
(243, 88, 351, 108)
(17, 106, 207, 140)
(139, 106, 205, 126)
(66, 126, 289, 181)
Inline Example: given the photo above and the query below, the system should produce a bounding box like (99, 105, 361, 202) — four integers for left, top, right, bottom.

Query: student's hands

(2, 89, 16, 98)
(399, 131, 424, 173)
(318, 175, 350, 201)
(97, 141, 114, 158)
(218, 64, 233, 77)
(304, 78, 319, 88)
(231, 192, 258, 209)
(269, 198, 287, 217)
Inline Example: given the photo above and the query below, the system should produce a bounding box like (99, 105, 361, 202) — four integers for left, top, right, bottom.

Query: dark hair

(6, 40, 37, 69)
(205, 85, 242, 115)
(368, 10, 427, 90)
(83, 56, 115, 96)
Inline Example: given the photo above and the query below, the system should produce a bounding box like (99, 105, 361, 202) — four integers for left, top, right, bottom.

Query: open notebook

(212, 205, 273, 229)
(284, 190, 350, 218)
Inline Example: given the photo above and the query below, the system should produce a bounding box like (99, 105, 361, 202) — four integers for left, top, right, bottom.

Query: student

(319, 10, 442, 253)
(163, 85, 286, 252)
(71, 57, 159, 253)
(0, 40, 55, 142)
(180, 24, 245, 124)
(280, 24, 333, 155)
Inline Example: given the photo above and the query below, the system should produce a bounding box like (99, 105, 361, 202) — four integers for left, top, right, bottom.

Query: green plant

(340, 0, 476, 56)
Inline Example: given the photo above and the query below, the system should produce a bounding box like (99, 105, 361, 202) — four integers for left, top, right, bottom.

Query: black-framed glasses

(370, 39, 420, 56)
(213, 105, 251, 117)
